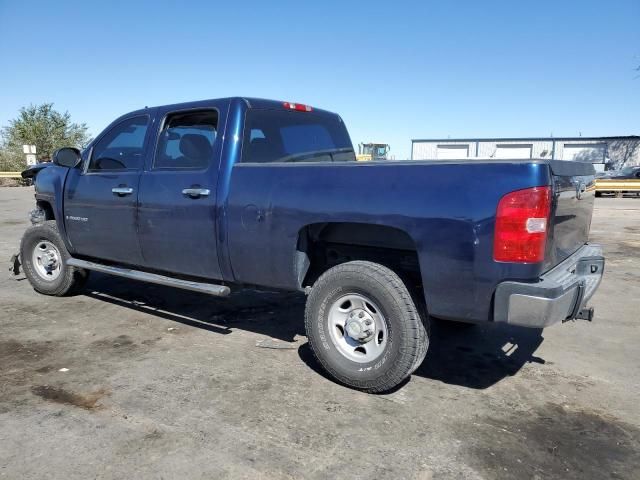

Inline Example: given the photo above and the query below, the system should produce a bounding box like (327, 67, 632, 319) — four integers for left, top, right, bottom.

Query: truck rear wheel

(20, 220, 89, 296)
(304, 261, 429, 393)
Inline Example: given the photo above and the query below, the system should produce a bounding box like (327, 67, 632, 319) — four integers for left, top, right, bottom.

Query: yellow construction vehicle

(356, 142, 391, 161)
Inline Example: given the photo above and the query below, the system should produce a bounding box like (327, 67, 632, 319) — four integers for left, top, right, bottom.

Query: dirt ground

(1, 186, 639, 479)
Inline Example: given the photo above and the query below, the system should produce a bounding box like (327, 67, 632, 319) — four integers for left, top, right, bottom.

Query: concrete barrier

(595, 179, 640, 193)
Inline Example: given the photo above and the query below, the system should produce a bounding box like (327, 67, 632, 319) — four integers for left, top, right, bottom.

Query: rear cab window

(241, 109, 355, 164)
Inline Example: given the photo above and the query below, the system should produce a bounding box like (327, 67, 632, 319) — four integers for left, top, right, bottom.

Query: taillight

(493, 186, 551, 263)
(283, 102, 313, 112)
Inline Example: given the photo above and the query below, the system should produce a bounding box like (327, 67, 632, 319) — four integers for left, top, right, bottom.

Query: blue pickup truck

(18, 97, 604, 392)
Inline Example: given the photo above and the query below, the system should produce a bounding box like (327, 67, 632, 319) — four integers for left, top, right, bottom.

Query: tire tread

(305, 260, 429, 393)
(20, 220, 88, 296)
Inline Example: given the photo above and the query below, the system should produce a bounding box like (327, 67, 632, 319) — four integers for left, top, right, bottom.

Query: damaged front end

(8, 204, 48, 277)
(29, 207, 46, 225)
(9, 253, 21, 276)
(21, 162, 51, 179)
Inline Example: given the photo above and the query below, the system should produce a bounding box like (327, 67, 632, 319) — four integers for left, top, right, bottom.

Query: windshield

(375, 146, 387, 156)
(242, 110, 354, 163)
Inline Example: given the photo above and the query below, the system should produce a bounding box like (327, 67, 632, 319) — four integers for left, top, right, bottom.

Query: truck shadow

(82, 273, 544, 390)
(82, 273, 307, 342)
(297, 320, 545, 391)
(412, 320, 545, 389)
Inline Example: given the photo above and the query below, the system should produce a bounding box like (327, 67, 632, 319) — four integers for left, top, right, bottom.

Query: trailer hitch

(575, 307, 594, 322)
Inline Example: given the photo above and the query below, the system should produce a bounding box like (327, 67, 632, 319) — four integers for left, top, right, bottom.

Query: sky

(0, 0, 638, 159)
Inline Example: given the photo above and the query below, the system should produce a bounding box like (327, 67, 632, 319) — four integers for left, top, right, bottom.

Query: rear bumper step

(66, 258, 230, 297)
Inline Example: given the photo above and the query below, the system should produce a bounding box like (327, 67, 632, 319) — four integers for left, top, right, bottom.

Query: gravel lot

(1, 186, 639, 479)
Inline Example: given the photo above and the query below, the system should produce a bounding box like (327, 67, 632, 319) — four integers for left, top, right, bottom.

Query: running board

(66, 258, 230, 296)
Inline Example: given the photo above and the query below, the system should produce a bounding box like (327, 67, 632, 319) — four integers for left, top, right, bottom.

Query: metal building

(411, 136, 640, 172)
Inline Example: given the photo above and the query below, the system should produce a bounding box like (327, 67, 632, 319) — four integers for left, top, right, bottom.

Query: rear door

(64, 114, 150, 265)
(137, 107, 223, 280)
(545, 160, 596, 269)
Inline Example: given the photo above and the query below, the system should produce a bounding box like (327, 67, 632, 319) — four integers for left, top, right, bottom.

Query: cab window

(155, 110, 218, 169)
(241, 110, 354, 164)
(88, 116, 149, 171)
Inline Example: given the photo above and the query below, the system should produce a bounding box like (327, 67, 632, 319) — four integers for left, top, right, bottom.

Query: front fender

(31, 165, 73, 253)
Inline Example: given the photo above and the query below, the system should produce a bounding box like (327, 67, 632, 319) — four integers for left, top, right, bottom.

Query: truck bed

(226, 158, 595, 323)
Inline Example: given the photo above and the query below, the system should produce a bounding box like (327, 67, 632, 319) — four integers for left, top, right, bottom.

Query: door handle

(112, 187, 133, 196)
(182, 188, 210, 198)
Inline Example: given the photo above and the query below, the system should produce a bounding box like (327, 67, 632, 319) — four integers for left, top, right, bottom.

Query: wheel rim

(31, 240, 62, 281)
(327, 293, 388, 363)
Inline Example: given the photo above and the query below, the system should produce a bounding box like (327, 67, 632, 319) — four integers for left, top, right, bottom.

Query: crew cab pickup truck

(18, 97, 604, 392)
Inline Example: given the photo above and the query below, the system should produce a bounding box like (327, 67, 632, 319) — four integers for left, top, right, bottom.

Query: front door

(64, 114, 151, 266)
(137, 107, 222, 280)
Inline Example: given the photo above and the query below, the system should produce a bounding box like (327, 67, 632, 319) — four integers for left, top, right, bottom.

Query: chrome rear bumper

(493, 244, 604, 328)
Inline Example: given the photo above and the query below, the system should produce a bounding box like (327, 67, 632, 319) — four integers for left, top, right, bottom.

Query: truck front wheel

(304, 261, 429, 393)
(20, 220, 88, 296)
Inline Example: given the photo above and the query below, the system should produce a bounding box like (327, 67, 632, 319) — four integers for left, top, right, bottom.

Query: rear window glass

(241, 110, 354, 163)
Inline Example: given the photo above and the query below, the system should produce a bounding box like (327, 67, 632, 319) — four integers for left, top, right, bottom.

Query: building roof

(412, 135, 640, 143)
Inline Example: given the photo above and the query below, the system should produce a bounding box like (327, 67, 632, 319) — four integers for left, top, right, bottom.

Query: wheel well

(36, 201, 55, 220)
(297, 222, 423, 294)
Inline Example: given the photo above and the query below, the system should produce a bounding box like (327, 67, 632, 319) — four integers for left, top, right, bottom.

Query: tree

(0, 103, 91, 170)
(608, 139, 640, 170)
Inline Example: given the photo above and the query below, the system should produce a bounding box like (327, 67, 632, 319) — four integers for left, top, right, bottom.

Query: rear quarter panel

(226, 161, 551, 322)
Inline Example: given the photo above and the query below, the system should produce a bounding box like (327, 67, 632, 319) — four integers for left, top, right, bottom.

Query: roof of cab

(127, 97, 336, 117)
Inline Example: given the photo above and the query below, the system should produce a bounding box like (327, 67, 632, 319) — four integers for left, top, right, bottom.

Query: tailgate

(544, 160, 596, 271)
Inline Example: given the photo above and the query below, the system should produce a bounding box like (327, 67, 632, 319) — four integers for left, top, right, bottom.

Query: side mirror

(53, 147, 82, 168)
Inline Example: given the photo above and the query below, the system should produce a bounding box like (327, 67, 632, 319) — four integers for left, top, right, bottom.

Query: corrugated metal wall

(412, 138, 640, 167)
(476, 141, 551, 159)
(411, 140, 478, 160)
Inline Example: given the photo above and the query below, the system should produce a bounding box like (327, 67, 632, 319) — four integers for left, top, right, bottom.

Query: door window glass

(155, 110, 218, 169)
(89, 116, 149, 171)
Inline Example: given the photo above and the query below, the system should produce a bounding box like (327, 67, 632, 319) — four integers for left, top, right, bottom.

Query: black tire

(304, 261, 429, 393)
(20, 220, 89, 296)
